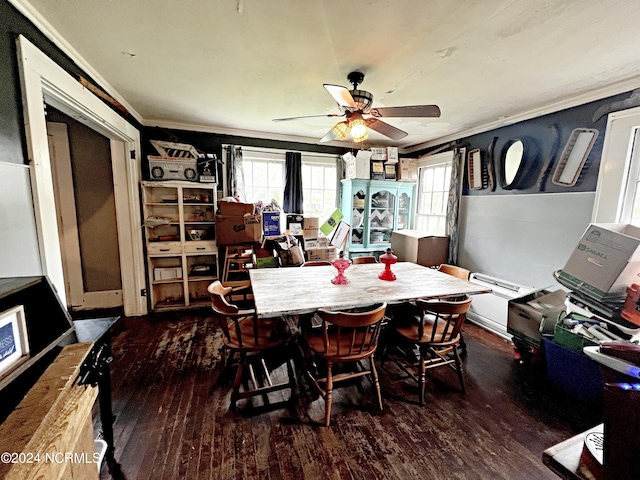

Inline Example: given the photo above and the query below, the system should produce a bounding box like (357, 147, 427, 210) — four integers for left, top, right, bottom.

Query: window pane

(253, 163, 268, 185)
(239, 152, 337, 215)
(415, 161, 452, 236)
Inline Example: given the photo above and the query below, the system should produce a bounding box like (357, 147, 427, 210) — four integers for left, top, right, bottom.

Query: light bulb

(350, 119, 367, 139)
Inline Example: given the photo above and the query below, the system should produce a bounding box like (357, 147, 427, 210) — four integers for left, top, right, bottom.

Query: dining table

(248, 261, 492, 318)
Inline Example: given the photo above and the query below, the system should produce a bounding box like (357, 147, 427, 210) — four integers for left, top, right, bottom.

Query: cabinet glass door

(397, 192, 412, 230)
(351, 189, 366, 246)
(369, 189, 395, 245)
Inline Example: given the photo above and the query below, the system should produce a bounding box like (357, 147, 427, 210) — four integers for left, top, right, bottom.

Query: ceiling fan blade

(273, 113, 343, 122)
(319, 128, 338, 143)
(365, 118, 408, 141)
(369, 105, 441, 118)
(323, 84, 357, 108)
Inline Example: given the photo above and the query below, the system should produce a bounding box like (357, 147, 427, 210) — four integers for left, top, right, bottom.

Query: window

(414, 152, 453, 235)
(593, 106, 640, 223)
(618, 128, 640, 224)
(240, 155, 284, 207)
(232, 147, 338, 218)
(302, 159, 337, 217)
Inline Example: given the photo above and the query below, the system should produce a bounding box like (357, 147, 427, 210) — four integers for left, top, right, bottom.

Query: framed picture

(0, 305, 30, 379)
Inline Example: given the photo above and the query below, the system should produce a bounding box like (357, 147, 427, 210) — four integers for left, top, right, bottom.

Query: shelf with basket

(142, 181, 218, 311)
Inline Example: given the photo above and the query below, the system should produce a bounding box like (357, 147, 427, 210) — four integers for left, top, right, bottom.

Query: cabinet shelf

(142, 181, 218, 311)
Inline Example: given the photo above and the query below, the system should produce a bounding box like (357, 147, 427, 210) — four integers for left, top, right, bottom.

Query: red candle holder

(378, 248, 397, 281)
(331, 251, 352, 285)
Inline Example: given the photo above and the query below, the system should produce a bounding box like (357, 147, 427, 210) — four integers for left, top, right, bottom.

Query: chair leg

(460, 333, 467, 357)
(370, 357, 383, 411)
(230, 353, 245, 411)
(324, 361, 333, 427)
(453, 345, 466, 394)
(419, 347, 427, 406)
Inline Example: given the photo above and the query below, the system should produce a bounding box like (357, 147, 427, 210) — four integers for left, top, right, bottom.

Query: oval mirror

(504, 140, 524, 186)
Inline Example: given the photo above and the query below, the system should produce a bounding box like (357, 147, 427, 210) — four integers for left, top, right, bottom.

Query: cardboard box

(153, 267, 183, 281)
(384, 163, 396, 180)
(390, 230, 449, 267)
(558, 223, 640, 301)
(218, 201, 254, 216)
(397, 158, 418, 181)
(215, 214, 262, 246)
(286, 214, 304, 235)
(303, 217, 319, 239)
(370, 160, 385, 180)
(306, 247, 337, 261)
(507, 289, 566, 348)
(370, 147, 387, 160)
(262, 212, 281, 236)
(303, 237, 328, 250)
(386, 147, 398, 163)
(344, 150, 372, 179)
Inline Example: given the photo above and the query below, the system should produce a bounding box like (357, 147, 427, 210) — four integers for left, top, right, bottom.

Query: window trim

(593, 105, 640, 223)
(415, 151, 454, 234)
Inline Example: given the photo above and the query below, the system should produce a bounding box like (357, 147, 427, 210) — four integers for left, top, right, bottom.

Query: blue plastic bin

(542, 337, 604, 405)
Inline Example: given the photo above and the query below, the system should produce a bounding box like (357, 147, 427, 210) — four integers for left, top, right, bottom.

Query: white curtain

(225, 145, 246, 201)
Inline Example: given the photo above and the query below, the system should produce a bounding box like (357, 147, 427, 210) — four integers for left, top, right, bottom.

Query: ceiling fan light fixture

(352, 131, 368, 143)
(350, 117, 367, 140)
(331, 121, 349, 140)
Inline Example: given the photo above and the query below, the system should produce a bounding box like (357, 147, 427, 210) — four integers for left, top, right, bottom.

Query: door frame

(48, 121, 124, 309)
(17, 35, 147, 316)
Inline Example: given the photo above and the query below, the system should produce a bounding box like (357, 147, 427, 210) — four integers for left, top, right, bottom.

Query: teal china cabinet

(340, 179, 415, 258)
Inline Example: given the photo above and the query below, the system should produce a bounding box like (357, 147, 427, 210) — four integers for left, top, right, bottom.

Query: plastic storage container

(542, 337, 604, 405)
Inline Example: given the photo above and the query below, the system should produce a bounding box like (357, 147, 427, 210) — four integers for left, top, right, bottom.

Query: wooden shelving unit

(142, 181, 218, 310)
(222, 245, 255, 288)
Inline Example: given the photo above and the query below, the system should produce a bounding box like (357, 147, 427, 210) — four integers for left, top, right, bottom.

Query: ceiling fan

(273, 71, 441, 143)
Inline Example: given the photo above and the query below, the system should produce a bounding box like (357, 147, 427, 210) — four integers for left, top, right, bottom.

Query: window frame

(414, 151, 454, 235)
(223, 145, 339, 217)
(592, 105, 640, 223)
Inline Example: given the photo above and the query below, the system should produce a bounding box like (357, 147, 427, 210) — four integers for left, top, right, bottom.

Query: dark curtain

(283, 151, 303, 213)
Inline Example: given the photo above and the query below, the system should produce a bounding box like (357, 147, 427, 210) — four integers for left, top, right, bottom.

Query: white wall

(0, 162, 41, 277)
(458, 192, 594, 288)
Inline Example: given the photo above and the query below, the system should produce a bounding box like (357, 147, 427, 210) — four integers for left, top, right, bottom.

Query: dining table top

(248, 261, 492, 318)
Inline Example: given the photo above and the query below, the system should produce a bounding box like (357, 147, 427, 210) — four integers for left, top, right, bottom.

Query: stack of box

(344, 147, 403, 181)
(302, 217, 337, 261)
(215, 202, 262, 246)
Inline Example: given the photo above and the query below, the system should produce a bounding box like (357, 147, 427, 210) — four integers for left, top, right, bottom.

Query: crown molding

(404, 76, 640, 154)
(143, 118, 348, 147)
(8, 0, 143, 124)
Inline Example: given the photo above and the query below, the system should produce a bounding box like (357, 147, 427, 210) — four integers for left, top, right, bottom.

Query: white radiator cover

(467, 273, 536, 339)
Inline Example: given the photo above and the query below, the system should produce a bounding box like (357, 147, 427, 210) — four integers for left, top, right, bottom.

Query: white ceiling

(14, 0, 640, 150)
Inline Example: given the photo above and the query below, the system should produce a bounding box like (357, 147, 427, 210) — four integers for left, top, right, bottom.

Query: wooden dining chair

(437, 263, 471, 355)
(438, 263, 470, 280)
(382, 295, 472, 405)
(300, 260, 332, 267)
(301, 302, 387, 426)
(352, 255, 378, 264)
(208, 281, 296, 411)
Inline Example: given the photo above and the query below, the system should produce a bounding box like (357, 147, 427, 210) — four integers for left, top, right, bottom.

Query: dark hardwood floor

(97, 310, 601, 480)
